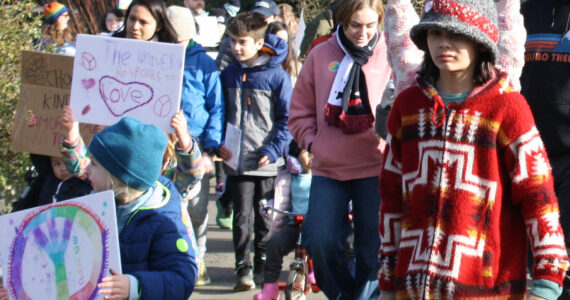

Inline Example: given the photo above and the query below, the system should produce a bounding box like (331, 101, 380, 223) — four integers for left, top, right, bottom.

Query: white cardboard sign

(0, 191, 121, 300)
(70, 34, 185, 132)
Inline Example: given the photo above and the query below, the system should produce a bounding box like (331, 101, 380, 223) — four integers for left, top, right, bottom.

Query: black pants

(215, 160, 226, 187)
(227, 175, 275, 270)
(552, 155, 570, 300)
(264, 224, 299, 282)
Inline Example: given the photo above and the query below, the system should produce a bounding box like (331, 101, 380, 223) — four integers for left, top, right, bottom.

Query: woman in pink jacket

(288, 0, 391, 298)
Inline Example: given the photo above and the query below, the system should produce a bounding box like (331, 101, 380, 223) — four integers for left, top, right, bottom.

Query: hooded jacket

(121, 176, 198, 299)
(220, 34, 292, 176)
(379, 72, 568, 298)
(180, 42, 225, 152)
(216, 36, 235, 72)
(521, 0, 570, 159)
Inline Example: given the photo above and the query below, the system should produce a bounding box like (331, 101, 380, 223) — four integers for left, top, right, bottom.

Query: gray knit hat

(167, 6, 196, 43)
(410, 0, 499, 62)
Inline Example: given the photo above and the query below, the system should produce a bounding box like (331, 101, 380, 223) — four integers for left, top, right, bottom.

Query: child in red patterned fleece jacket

(378, 0, 569, 299)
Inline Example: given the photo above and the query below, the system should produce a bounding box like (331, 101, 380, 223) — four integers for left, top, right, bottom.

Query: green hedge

(0, 0, 43, 214)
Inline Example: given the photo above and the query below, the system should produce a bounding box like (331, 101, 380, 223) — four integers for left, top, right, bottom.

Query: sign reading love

(70, 34, 185, 132)
(99, 76, 153, 116)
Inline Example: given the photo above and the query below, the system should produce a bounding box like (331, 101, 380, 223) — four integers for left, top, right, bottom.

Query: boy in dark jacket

(217, 12, 292, 291)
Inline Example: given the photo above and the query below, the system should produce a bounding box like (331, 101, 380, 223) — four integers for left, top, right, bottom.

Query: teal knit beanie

(88, 117, 167, 190)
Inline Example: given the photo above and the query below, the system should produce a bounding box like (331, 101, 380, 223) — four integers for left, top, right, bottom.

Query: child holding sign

(59, 107, 199, 299)
(218, 12, 292, 290)
(11, 114, 92, 212)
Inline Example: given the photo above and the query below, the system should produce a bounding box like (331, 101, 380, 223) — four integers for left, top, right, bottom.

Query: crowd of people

(1, 0, 569, 299)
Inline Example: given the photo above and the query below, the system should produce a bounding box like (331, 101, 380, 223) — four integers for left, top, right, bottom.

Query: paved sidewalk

(190, 182, 327, 300)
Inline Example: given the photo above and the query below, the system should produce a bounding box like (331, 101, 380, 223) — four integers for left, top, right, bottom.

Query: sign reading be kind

(70, 34, 185, 132)
(10, 51, 98, 157)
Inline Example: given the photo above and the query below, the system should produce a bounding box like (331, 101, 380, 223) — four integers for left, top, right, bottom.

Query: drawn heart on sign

(99, 76, 154, 117)
(82, 78, 96, 90)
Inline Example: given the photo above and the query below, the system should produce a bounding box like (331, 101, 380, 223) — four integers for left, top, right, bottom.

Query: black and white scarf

(324, 26, 378, 134)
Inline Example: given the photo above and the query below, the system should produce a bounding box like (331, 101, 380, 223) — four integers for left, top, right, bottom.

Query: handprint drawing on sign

(7, 204, 108, 300)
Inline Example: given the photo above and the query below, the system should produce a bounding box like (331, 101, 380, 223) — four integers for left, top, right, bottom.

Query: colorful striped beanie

(43, 2, 68, 25)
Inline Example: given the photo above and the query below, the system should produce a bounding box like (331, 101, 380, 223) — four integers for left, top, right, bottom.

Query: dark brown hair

(419, 38, 495, 86)
(226, 12, 268, 40)
(334, 0, 384, 29)
(114, 0, 178, 43)
(98, 8, 124, 34)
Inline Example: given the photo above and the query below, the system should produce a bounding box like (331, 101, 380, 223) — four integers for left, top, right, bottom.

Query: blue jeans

(302, 176, 380, 300)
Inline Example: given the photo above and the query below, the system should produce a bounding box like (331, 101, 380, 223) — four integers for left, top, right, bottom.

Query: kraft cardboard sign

(10, 51, 98, 157)
(70, 34, 185, 132)
(0, 191, 121, 300)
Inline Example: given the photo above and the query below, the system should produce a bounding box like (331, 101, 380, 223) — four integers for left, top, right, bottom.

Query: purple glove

(286, 156, 303, 174)
(259, 199, 274, 217)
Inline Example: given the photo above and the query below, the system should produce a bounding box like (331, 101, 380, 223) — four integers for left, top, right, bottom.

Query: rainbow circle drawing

(8, 203, 108, 300)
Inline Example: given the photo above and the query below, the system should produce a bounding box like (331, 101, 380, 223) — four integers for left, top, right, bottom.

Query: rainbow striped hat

(43, 1, 68, 25)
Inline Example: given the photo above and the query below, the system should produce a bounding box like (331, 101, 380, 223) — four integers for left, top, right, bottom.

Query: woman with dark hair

(114, 0, 178, 43)
(98, 8, 124, 36)
(266, 21, 302, 86)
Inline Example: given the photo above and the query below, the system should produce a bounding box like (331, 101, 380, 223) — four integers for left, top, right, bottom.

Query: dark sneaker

(233, 266, 255, 291)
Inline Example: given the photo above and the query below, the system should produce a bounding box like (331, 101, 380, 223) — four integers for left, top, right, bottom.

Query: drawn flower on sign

(22, 54, 48, 84)
(98, 76, 154, 117)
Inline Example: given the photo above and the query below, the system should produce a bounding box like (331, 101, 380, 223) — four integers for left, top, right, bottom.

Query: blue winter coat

(220, 34, 292, 176)
(120, 176, 198, 299)
(180, 42, 225, 152)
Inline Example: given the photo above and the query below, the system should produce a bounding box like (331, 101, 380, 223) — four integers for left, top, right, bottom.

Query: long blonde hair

(267, 22, 301, 85)
(163, 133, 178, 171)
(277, 4, 299, 36)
